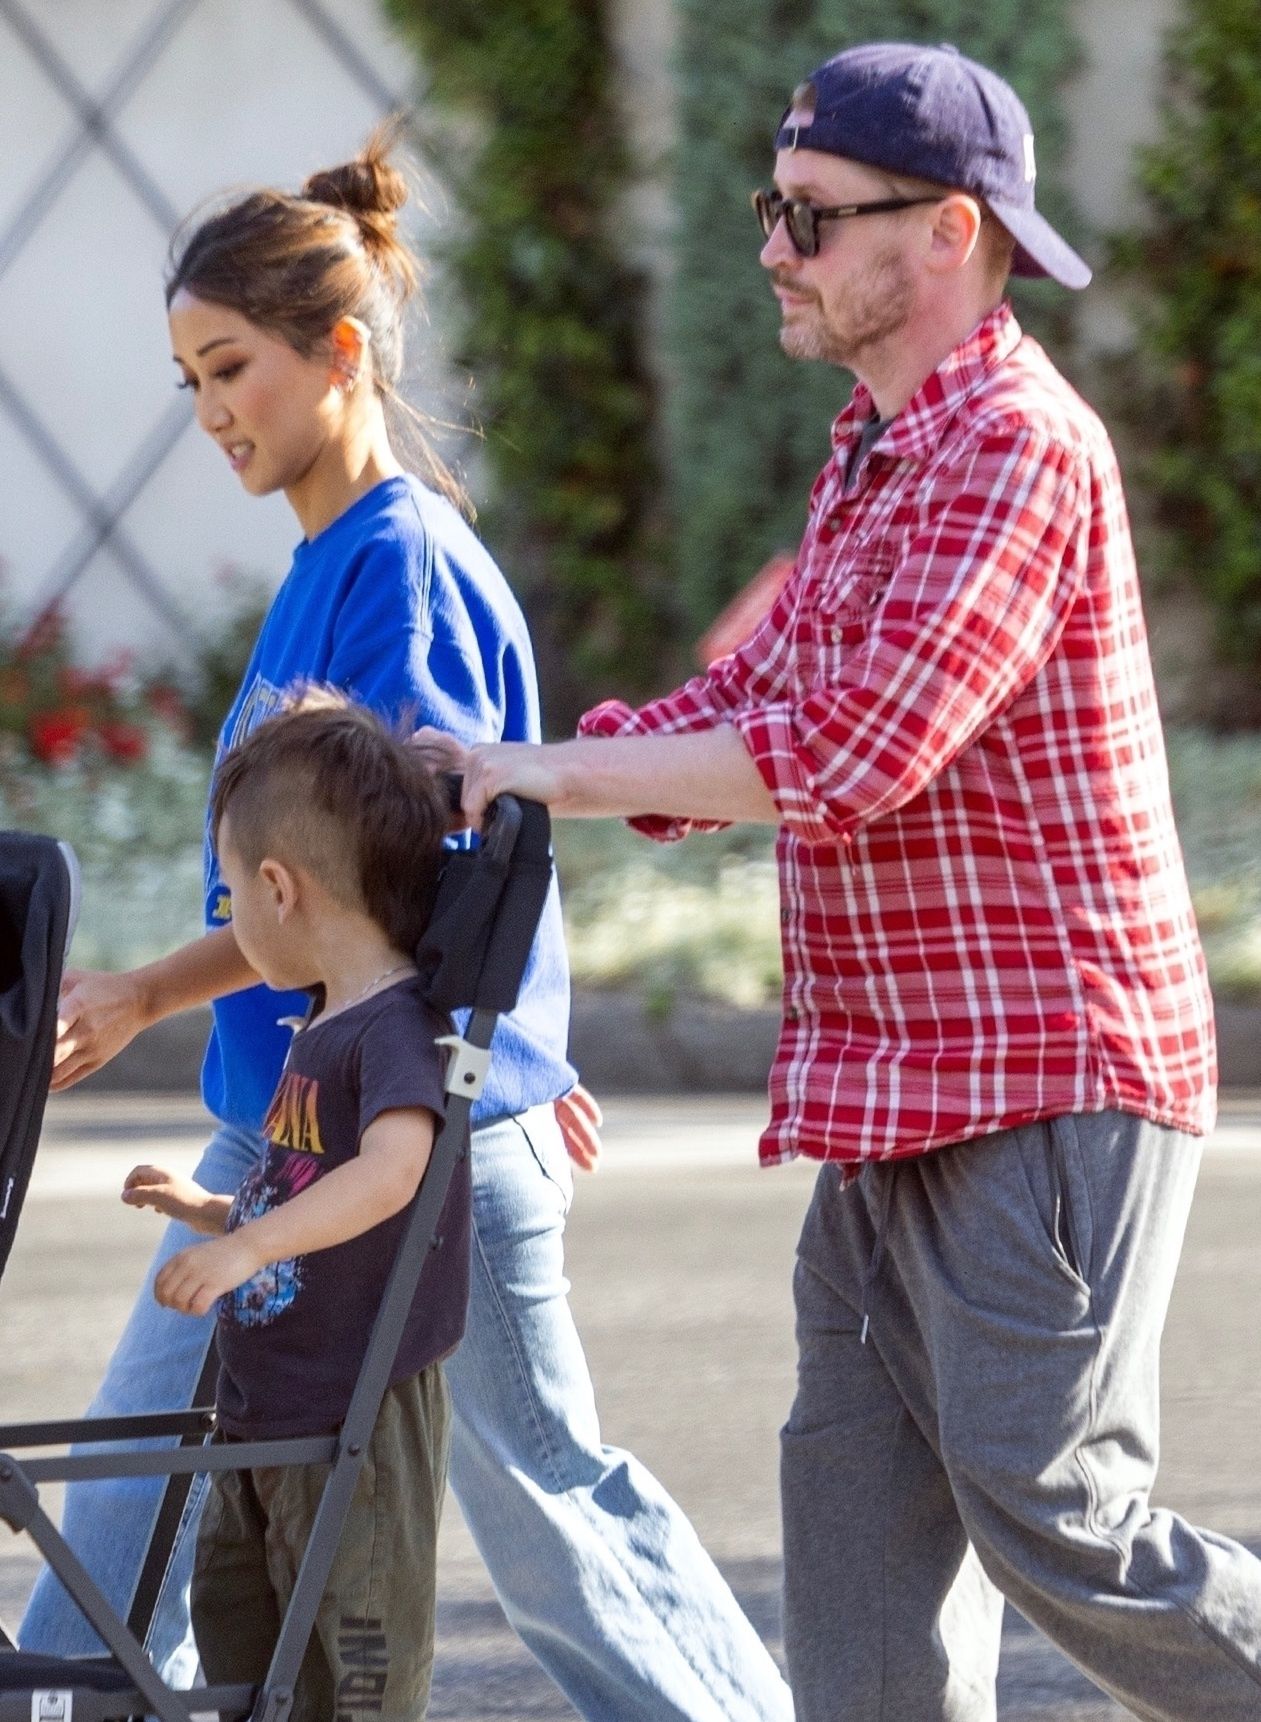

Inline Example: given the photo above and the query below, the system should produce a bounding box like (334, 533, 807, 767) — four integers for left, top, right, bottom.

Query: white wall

(0, 0, 434, 665)
(1064, 0, 1182, 352)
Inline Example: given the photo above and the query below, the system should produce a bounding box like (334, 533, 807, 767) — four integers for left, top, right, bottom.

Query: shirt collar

(830, 302, 1023, 465)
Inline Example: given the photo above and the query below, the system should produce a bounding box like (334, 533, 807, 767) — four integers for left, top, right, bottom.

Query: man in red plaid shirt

(425, 41, 1261, 1722)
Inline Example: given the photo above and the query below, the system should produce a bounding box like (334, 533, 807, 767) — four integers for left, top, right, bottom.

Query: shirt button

(780, 907, 791, 925)
(830, 626, 843, 642)
(785, 1006, 801, 1024)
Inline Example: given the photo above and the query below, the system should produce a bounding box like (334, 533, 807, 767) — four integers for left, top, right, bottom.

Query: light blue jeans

(20, 1108, 791, 1722)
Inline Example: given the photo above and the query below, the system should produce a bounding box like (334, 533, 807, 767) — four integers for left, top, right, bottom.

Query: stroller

(0, 791, 555, 1721)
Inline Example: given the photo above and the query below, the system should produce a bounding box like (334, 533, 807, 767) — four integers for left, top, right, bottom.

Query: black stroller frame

(0, 792, 555, 1722)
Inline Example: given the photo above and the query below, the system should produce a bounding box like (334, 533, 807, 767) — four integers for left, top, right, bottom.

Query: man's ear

(329, 316, 371, 389)
(259, 857, 300, 922)
(925, 194, 984, 274)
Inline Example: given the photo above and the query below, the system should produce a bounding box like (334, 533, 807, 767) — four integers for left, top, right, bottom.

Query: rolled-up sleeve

(577, 699, 694, 840)
(577, 568, 802, 840)
(731, 428, 1087, 846)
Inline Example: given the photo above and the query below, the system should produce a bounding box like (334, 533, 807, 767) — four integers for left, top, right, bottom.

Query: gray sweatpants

(782, 1111, 1261, 1722)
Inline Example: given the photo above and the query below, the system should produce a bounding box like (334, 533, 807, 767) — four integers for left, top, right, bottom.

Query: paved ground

(2, 1092, 1260, 1719)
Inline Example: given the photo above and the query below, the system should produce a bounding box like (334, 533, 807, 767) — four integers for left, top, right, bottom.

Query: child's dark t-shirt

(214, 976, 465, 1439)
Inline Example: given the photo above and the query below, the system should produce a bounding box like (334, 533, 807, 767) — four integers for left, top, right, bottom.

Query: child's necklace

(279, 963, 417, 1035)
(338, 962, 416, 1011)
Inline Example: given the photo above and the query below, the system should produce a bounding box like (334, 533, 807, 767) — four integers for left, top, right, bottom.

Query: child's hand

(153, 1234, 263, 1316)
(122, 1166, 229, 1235)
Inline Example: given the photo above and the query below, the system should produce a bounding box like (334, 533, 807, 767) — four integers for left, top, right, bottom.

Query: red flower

(29, 706, 90, 765)
(98, 719, 149, 764)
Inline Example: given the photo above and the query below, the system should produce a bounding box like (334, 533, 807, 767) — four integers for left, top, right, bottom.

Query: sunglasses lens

(786, 204, 817, 256)
(753, 191, 819, 255)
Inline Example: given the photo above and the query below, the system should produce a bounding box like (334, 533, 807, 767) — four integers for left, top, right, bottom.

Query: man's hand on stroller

(154, 1233, 263, 1317)
(410, 727, 573, 830)
(122, 1164, 231, 1234)
(410, 729, 606, 1168)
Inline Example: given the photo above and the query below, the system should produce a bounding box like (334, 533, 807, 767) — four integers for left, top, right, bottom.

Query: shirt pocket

(795, 554, 893, 687)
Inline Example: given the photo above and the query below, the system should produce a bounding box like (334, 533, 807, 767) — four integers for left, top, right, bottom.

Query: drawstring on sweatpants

(859, 1163, 897, 1345)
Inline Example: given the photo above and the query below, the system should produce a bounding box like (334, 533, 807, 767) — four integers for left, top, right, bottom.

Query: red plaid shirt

(580, 305, 1216, 1167)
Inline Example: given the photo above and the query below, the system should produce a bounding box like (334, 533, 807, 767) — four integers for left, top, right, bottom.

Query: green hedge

(1112, 0, 1261, 705)
(668, 2, 1084, 631)
(384, 0, 679, 729)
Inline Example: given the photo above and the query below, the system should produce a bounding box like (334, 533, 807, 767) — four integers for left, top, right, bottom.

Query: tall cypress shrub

(384, 0, 676, 726)
(1113, 0, 1261, 709)
(669, 2, 1082, 632)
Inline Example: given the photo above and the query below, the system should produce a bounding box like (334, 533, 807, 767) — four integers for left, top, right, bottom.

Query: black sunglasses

(751, 188, 942, 258)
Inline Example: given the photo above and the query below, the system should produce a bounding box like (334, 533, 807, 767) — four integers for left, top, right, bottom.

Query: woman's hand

(409, 729, 480, 832)
(410, 727, 471, 776)
(52, 968, 152, 1092)
(154, 1233, 262, 1317)
(555, 1085, 603, 1173)
(122, 1165, 230, 1235)
(52, 931, 258, 1093)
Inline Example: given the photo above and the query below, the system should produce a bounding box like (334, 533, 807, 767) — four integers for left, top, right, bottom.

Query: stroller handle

(439, 773, 525, 866)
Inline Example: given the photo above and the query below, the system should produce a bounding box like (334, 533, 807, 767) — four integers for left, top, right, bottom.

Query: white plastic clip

(33, 1694, 73, 1721)
(436, 1034, 492, 1102)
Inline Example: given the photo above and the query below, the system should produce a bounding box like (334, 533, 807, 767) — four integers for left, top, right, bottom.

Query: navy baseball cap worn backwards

(774, 42, 1091, 289)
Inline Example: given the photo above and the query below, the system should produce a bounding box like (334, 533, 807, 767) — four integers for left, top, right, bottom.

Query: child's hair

(165, 120, 467, 515)
(209, 693, 450, 956)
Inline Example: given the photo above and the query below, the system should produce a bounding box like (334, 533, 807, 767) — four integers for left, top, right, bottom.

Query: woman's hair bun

(301, 119, 416, 296)
(302, 121, 409, 226)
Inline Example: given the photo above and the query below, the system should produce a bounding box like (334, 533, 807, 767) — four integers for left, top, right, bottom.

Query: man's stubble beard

(778, 245, 914, 368)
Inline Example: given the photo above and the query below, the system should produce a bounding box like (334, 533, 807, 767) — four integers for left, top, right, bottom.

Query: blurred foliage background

(4, 1, 1261, 1012)
(667, 0, 1082, 632)
(4, 726, 1258, 1011)
(1111, 0, 1261, 723)
(383, 0, 680, 730)
(381, 0, 1088, 696)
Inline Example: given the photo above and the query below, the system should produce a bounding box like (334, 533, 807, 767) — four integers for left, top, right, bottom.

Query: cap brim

(987, 198, 1092, 290)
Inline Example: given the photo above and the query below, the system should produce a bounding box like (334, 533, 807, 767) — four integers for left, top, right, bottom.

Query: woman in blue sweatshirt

(21, 130, 792, 1722)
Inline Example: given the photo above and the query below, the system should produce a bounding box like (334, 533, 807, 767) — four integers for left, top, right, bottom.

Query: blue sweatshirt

(201, 475, 575, 1131)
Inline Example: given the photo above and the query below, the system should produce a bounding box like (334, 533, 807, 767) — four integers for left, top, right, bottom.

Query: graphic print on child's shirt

(224, 1070, 326, 1327)
(212, 976, 468, 1440)
(225, 1157, 318, 1328)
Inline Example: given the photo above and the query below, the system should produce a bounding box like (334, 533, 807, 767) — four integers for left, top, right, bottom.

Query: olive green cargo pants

(192, 1365, 449, 1722)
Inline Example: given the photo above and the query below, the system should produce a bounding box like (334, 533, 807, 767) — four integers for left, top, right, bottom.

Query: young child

(123, 697, 460, 1722)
